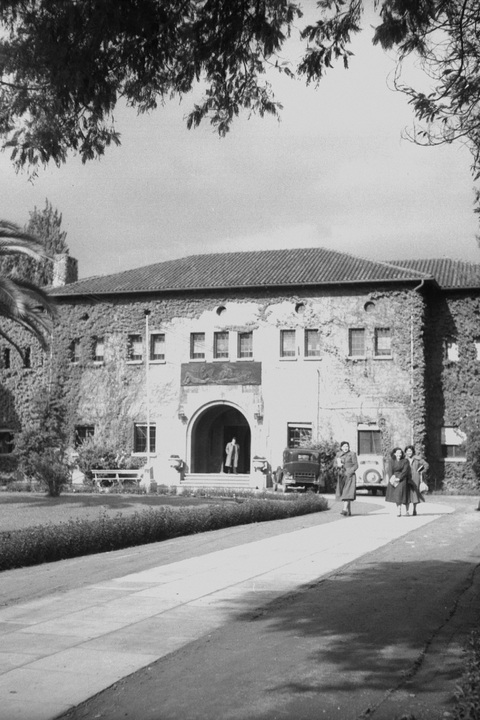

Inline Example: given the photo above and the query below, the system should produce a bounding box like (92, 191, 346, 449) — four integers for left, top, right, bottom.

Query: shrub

(453, 630, 480, 719)
(0, 493, 328, 572)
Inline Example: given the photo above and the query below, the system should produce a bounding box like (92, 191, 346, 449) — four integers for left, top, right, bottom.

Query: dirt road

(51, 496, 480, 720)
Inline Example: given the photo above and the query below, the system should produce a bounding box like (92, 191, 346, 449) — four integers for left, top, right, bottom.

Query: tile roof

(50, 247, 433, 297)
(387, 258, 480, 290)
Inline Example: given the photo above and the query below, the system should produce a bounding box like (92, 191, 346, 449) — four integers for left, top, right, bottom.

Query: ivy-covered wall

(423, 287, 480, 492)
(0, 282, 430, 482)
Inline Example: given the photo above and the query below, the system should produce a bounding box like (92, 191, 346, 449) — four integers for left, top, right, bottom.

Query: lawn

(0, 491, 228, 532)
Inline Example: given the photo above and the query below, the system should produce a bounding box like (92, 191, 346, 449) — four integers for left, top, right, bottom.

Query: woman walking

(405, 445, 428, 515)
(335, 441, 358, 517)
(385, 447, 413, 517)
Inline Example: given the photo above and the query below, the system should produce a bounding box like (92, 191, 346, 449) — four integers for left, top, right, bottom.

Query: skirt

(336, 472, 356, 501)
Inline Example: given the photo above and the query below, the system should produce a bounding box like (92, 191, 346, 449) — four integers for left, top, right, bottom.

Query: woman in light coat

(385, 447, 414, 516)
(405, 445, 429, 515)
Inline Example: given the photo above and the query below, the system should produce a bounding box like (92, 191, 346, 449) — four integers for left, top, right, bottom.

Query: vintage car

(355, 454, 387, 495)
(275, 447, 326, 493)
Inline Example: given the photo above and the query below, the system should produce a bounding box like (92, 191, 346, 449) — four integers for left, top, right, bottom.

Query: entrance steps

(181, 473, 252, 490)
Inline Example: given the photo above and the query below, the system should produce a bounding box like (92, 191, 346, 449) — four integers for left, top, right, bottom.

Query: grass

(0, 490, 329, 571)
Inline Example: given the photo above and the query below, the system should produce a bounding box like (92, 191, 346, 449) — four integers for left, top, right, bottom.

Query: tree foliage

(0, 200, 68, 286)
(0, 0, 479, 185)
(0, 220, 55, 350)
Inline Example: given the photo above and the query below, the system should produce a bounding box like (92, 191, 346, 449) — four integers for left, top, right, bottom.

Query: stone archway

(190, 405, 251, 474)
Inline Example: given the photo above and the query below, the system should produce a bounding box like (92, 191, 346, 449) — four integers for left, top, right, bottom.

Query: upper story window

(150, 333, 165, 362)
(1, 347, 10, 369)
(441, 426, 466, 460)
(475, 338, 480, 360)
(0, 430, 14, 454)
(445, 339, 459, 362)
(93, 337, 105, 364)
(127, 334, 143, 362)
(74, 425, 95, 447)
(374, 328, 392, 357)
(214, 331, 229, 359)
(287, 422, 312, 448)
(190, 332, 205, 360)
(304, 329, 320, 358)
(280, 329, 296, 358)
(348, 328, 365, 357)
(69, 339, 81, 364)
(238, 331, 253, 359)
(134, 423, 156, 454)
(23, 347, 31, 369)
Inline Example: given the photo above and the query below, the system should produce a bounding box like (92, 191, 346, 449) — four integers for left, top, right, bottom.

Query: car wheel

(363, 469, 382, 484)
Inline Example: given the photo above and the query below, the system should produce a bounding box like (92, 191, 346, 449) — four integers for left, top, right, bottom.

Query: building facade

(1, 248, 479, 492)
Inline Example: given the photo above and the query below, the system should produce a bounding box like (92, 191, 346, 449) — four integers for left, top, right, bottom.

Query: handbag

(419, 480, 429, 493)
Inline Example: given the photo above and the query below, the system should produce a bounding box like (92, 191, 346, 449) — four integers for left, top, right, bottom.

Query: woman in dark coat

(405, 445, 428, 515)
(335, 441, 359, 517)
(385, 447, 413, 516)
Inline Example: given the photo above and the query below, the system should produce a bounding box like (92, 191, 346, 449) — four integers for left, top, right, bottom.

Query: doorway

(190, 405, 251, 473)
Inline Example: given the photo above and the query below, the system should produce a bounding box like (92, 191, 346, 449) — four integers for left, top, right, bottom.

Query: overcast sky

(1, 11, 478, 280)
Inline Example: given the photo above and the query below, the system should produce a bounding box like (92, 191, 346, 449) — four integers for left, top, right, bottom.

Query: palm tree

(0, 220, 55, 352)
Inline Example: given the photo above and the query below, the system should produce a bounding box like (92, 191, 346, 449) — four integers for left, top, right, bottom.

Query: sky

(1, 9, 479, 280)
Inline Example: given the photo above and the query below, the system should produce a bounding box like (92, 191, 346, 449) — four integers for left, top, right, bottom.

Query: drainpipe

(144, 310, 151, 471)
(411, 279, 425, 443)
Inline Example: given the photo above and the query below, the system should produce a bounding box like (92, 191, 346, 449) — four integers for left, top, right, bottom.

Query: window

(445, 339, 459, 362)
(358, 429, 382, 455)
(1, 347, 10, 369)
(238, 331, 253, 359)
(374, 328, 391, 357)
(69, 339, 81, 364)
(190, 332, 205, 360)
(23, 347, 31, 369)
(280, 330, 296, 358)
(475, 339, 480, 360)
(0, 430, 14, 454)
(74, 425, 95, 447)
(441, 427, 466, 460)
(127, 334, 143, 362)
(287, 423, 312, 448)
(305, 329, 320, 358)
(150, 333, 165, 361)
(134, 423, 156, 453)
(214, 331, 229, 359)
(93, 338, 105, 364)
(349, 329, 365, 357)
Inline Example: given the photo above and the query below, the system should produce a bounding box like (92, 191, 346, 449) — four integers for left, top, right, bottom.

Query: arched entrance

(190, 405, 251, 473)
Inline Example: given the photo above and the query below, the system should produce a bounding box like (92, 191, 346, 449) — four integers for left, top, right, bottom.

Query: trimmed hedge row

(0, 493, 328, 572)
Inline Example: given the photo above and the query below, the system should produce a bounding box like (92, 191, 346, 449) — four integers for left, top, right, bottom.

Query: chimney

(52, 254, 78, 287)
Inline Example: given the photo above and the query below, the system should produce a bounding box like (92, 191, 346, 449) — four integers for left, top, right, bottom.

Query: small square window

(238, 332, 253, 359)
(150, 333, 165, 361)
(441, 426, 466, 459)
(348, 329, 365, 357)
(374, 328, 391, 357)
(305, 329, 320, 358)
(127, 334, 143, 362)
(93, 338, 105, 364)
(190, 333, 205, 360)
(214, 331, 229, 359)
(134, 423, 156, 454)
(358, 429, 382, 454)
(0, 430, 15, 454)
(280, 330, 296, 358)
(74, 425, 95, 447)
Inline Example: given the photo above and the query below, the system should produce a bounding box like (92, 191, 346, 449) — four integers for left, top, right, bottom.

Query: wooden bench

(91, 468, 143, 492)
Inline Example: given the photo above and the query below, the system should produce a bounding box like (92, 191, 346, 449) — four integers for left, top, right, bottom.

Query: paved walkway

(0, 500, 454, 720)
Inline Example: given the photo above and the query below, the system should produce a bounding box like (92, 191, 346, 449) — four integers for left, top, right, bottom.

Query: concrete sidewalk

(0, 500, 454, 720)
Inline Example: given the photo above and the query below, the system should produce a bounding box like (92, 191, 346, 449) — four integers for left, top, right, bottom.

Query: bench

(91, 468, 143, 492)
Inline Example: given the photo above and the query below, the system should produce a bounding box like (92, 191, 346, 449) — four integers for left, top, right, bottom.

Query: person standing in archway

(225, 437, 240, 474)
